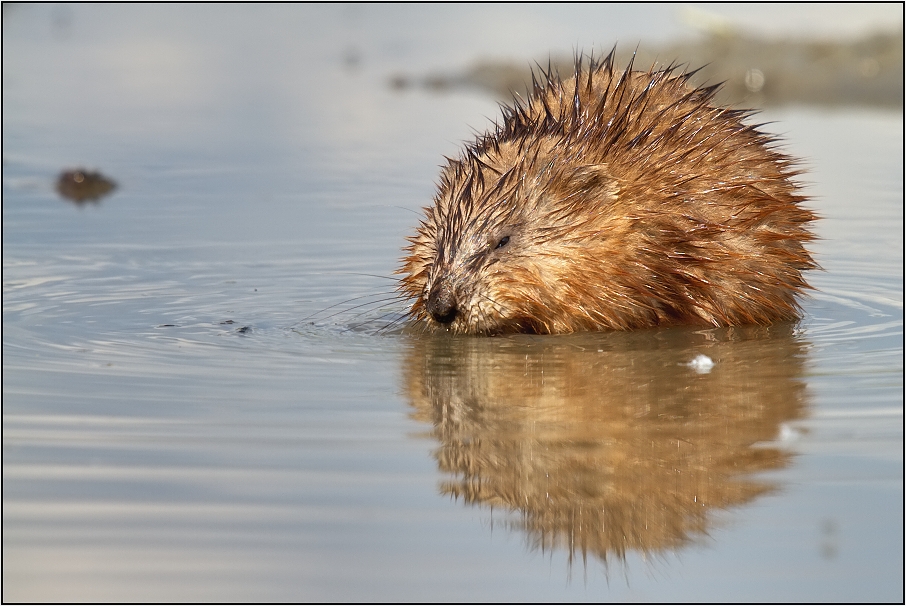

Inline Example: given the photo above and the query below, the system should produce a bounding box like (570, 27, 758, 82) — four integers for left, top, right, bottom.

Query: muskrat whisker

(299, 292, 405, 325)
(393, 205, 423, 217)
(347, 308, 406, 333)
(371, 311, 415, 335)
(297, 291, 394, 323)
(335, 272, 400, 281)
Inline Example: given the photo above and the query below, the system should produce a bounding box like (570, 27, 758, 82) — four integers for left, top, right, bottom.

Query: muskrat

(399, 52, 817, 335)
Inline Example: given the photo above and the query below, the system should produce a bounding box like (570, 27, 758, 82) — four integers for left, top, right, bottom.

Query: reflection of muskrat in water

(399, 52, 818, 335)
(403, 326, 809, 561)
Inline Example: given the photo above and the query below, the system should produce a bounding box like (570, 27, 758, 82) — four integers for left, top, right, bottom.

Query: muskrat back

(399, 52, 817, 335)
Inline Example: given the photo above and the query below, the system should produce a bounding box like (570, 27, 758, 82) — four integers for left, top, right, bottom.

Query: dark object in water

(56, 169, 116, 204)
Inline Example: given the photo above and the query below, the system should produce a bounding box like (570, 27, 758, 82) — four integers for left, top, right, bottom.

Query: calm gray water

(3, 5, 903, 602)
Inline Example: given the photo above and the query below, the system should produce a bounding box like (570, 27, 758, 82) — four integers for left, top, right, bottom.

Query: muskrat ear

(564, 164, 620, 203)
(568, 164, 615, 189)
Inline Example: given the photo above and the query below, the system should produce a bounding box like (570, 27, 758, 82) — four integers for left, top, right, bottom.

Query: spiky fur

(399, 51, 818, 335)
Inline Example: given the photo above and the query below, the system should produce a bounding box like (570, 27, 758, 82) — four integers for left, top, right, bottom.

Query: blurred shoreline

(390, 28, 904, 109)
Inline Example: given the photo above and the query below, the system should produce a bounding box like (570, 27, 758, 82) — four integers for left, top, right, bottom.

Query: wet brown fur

(399, 51, 818, 335)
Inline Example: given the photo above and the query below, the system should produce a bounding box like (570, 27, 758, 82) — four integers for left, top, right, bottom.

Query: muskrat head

(417, 165, 537, 334)
(399, 52, 817, 335)
(400, 139, 626, 335)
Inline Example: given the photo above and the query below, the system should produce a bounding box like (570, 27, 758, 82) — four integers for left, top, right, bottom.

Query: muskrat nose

(426, 281, 458, 325)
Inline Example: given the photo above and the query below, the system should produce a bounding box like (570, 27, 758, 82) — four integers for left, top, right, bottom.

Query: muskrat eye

(494, 236, 510, 250)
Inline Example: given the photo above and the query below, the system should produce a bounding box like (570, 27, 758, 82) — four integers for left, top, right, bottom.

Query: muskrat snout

(426, 280, 458, 325)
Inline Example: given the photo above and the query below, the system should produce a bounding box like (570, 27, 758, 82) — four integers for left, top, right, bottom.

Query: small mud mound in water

(56, 169, 117, 204)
